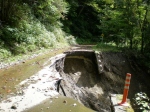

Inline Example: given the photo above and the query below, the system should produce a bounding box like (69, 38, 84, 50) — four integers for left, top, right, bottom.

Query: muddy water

(24, 95, 95, 112)
(0, 49, 67, 99)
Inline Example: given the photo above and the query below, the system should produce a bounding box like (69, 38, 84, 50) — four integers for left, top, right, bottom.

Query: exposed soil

(0, 45, 150, 112)
(55, 45, 150, 112)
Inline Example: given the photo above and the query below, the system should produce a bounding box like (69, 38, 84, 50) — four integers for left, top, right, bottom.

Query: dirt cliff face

(56, 51, 150, 112)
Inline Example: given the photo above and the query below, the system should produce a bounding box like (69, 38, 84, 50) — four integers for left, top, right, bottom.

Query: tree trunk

(130, 38, 133, 49)
(136, 0, 149, 53)
(141, 32, 144, 53)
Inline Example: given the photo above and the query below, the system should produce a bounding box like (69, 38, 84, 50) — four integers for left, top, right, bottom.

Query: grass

(0, 44, 70, 69)
(93, 43, 122, 52)
(0, 21, 76, 65)
(76, 38, 97, 45)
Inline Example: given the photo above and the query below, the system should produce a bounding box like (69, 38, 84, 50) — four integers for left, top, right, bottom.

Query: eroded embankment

(0, 49, 150, 112)
(57, 51, 150, 112)
(57, 51, 124, 112)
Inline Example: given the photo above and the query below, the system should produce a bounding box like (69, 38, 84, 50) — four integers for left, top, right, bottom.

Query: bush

(66, 35, 76, 45)
(27, 45, 36, 52)
(94, 43, 121, 52)
(76, 38, 93, 44)
(13, 44, 27, 54)
(0, 1, 75, 60)
(133, 92, 150, 112)
(0, 48, 12, 60)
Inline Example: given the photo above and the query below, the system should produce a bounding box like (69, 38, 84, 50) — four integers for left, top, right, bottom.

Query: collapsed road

(0, 54, 66, 112)
(0, 46, 150, 112)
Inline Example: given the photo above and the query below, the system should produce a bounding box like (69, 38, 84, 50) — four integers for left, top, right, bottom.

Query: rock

(11, 105, 17, 109)
(32, 86, 35, 89)
(17, 90, 24, 95)
(55, 97, 58, 99)
(73, 90, 78, 94)
(73, 103, 77, 107)
(63, 100, 67, 103)
(2, 86, 6, 90)
(22, 61, 26, 63)
(7, 89, 11, 93)
(50, 87, 53, 90)
(6, 99, 12, 102)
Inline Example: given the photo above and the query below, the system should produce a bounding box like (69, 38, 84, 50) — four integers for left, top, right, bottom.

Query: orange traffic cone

(118, 73, 131, 106)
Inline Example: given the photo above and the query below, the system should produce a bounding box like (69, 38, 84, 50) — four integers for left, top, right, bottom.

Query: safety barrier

(118, 73, 131, 106)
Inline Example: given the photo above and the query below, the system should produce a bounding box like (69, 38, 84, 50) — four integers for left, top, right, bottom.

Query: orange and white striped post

(118, 73, 131, 106)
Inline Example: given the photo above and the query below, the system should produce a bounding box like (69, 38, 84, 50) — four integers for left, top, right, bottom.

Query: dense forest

(0, 0, 75, 59)
(0, 0, 150, 68)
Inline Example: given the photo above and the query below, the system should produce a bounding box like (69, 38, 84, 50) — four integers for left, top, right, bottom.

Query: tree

(136, 0, 150, 53)
(0, 0, 23, 26)
(62, 0, 103, 41)
(99, 0, 150, 52)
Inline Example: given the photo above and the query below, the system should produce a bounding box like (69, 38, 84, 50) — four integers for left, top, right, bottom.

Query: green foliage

(133, 92, 150, 112)
(0, 48, 11, 60)
(76, 38, 97, 45)
(62, 0, 102, 41)
(66, 35, 76, 45)
(94, 43, 121, 52)
(1, 0, 150, 73)
(99, 8, 126, 46)
(99, 0, 150, 51)
(29, 0, 69, 29)
(95, 0, 150, 72)
(0, 0, 75, 60)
